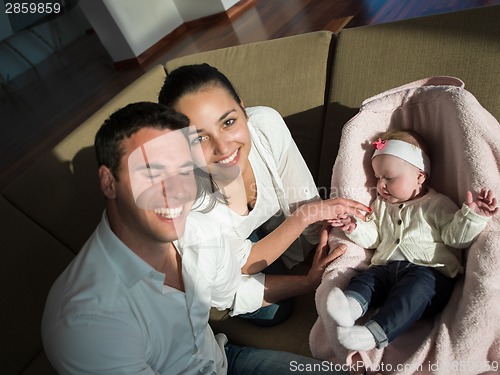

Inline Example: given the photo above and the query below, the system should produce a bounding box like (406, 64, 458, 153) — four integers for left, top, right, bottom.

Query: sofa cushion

(19, 351, 57, 375)
(318, 6, 500, 193)
(2, 65, 167, 252)
(165, 31, 336, 187)
(211, 291, 316, 357)
(0, 197, 73, 374)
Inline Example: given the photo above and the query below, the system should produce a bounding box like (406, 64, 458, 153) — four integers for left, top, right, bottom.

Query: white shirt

(195, 106, 321, 315)
(42, 211, 241, 375)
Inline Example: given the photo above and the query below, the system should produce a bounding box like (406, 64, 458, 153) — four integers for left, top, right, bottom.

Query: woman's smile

(217, 148, 240, 165)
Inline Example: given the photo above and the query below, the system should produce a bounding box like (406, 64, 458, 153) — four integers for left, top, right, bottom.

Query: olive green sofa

(2, 6, 498, 374)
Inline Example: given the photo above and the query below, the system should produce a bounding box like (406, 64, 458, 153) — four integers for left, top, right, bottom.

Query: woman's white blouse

(196, 106, 321, 314)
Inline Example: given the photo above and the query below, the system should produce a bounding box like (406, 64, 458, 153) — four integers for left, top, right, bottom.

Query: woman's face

(174, 85, 251, 184)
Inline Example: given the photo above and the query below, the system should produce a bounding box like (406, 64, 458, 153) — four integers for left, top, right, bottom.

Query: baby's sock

(337, 325, 376, 351)
(327, 287, 363, 327)
(347, 295, 363, 321)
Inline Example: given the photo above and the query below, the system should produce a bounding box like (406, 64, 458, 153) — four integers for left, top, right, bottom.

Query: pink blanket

(310, 77, 500, 374)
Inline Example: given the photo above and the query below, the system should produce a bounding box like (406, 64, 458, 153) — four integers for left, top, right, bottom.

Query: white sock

(347, 296, 363, 321)
(326, 287, 363, 327)
(337, 325, 376, 351)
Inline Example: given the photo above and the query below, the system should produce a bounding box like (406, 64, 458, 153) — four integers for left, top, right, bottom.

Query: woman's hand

(295, 198, 370, 226)
(244, 198, 367, 275)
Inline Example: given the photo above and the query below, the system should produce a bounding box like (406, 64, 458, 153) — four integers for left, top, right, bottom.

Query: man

(42, 102, 348, 374)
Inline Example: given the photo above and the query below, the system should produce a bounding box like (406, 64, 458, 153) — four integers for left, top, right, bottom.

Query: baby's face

(372, 155, 426, 204)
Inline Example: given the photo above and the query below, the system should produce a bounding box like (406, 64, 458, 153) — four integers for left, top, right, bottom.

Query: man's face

(109, 127, 199, 248)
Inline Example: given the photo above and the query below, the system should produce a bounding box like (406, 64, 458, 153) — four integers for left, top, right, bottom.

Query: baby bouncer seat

(310, 77, 500, 375)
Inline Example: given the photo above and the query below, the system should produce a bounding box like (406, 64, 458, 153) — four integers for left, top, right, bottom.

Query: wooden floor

(1, 0, 499, 189)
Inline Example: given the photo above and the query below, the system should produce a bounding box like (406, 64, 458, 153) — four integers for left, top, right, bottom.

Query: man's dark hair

(95, 102, 189, 180)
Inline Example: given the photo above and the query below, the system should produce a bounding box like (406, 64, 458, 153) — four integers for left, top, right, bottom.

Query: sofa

(2, 6, 498, 374)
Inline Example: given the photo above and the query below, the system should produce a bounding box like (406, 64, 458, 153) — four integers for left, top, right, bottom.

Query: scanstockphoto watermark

(245, 183, 377, 204)
(289, 360, 499, 373)
(289, 360, 365, 373)
(368, 360, 500, 373)
(285, 185, 378, 201)
(430, 360, 499, 373)
(258, 185, 377, 219)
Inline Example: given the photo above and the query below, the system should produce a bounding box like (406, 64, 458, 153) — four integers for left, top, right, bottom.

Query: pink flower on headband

(372, 138, 387, 150)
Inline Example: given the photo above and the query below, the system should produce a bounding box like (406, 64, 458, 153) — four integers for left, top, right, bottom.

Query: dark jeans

(345, 261, 455, 348)
(238, 227, 294, 326)
(225, 343, 349, 375)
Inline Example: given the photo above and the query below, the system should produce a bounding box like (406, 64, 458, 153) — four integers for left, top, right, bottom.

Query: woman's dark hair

(158, 63, 242, 110)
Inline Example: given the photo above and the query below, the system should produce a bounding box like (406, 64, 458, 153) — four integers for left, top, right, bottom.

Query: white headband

(371, 139, 431, 174)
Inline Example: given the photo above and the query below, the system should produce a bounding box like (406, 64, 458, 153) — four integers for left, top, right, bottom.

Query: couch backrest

(165, 31, 336, 188)
(3, 65, 167, 252)
(0, 196, 74, 374)
(318, 5, 500, 193)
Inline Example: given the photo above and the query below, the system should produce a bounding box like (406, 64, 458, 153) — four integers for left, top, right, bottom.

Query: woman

(159, 64, 369, 324)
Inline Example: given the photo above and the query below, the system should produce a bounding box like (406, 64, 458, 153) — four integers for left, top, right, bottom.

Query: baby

(328, 129, 498, 351)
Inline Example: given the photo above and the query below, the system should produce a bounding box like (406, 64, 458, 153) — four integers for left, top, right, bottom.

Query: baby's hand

(465, 189, 499, 217)
(328, 214, 357, 234)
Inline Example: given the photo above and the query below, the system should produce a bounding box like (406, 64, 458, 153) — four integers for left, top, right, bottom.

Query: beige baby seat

(310, 77, 500, 375)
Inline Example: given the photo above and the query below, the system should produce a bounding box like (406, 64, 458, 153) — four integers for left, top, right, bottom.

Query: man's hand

(307, 226, 346, 289)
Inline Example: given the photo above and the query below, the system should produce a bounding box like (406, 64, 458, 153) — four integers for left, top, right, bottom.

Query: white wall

(221, 0, 240, 11)
(81, 0, 242, 62)
(80, 0, 184, 61)
(1, 0, 244, 77)
(105, 0, 183, 58)
(173, 0, 239, 23)
(174, 0, 224, 22)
